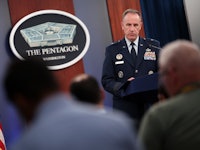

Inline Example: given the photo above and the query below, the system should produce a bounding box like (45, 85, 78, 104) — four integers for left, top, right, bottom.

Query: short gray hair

(122, 9, 142, 20)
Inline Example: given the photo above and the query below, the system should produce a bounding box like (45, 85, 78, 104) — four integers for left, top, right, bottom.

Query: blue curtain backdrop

(140, 0, 191, 47)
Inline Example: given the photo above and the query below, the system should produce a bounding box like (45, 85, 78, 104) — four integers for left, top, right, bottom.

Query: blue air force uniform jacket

(102, 37, 160, 101)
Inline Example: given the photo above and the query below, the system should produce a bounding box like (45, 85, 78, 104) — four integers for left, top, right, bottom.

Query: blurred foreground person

(4, 59, 141, 150)
(139, 40, 200, 150)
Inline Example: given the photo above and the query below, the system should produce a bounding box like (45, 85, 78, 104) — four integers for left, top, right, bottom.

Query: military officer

(101, 9, 160, 126)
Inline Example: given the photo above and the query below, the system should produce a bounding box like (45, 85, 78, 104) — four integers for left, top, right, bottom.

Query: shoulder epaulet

(143, 37, 161, 49)
(144, 38, 159, 43)
(110, 40, 120, 46)
(144, 38, 160, 46)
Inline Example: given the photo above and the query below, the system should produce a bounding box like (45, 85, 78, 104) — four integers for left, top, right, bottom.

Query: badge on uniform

(116, 54, 123, 60)
(144, 48, 156, 60)
(148, 70, 154, 75)
(118, 71, 124, 78)
(115, 53, 124, 65)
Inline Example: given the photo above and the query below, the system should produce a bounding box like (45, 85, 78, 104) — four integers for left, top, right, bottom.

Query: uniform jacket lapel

(136, 37, 147, 68)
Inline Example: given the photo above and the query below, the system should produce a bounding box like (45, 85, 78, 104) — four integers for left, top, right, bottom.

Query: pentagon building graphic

(20, 22, 77, 47)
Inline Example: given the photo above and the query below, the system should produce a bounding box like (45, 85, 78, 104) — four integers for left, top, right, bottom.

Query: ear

(139, 21, 143, 30)
(169, 67, 179, 85)
(121, 21, 124, 30)
(100, 88, 105, 102)
(97, 88, 105, 107)
(168, 67, 181, 96)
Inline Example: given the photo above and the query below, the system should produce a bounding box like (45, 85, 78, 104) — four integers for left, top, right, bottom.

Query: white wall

(184, 0, 200, 46)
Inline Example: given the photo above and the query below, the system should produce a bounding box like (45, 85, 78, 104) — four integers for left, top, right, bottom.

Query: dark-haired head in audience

(4, 59, 59, 123)
(70, 74, 105, 110)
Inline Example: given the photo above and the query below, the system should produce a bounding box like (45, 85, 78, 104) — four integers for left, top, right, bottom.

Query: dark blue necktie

(130, 42, 137, 61)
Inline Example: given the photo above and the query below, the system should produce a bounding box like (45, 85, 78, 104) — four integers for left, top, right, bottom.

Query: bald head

(159, 40, 200, 96)
(159, 40, 200, 72)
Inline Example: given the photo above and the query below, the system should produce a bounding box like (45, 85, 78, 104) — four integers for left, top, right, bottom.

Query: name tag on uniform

(115, 61, 124, 65)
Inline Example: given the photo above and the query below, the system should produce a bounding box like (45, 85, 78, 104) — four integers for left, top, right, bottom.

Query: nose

(130, 25, 136, 31)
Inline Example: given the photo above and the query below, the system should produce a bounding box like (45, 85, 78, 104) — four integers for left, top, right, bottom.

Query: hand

(127, 77, 135, 81)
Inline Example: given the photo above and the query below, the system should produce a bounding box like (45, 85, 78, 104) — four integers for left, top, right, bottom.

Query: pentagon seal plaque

(9, 10, 90, 70)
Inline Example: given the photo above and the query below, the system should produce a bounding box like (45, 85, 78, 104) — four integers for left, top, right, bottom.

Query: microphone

(144, 38, 162, 50)
(148, 44, 162, 50)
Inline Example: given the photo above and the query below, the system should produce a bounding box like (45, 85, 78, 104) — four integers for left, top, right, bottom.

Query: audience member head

(69, 74, 104, 108)
(159, 40, 200, 97)
(121, 9, 142, 42)
(3, 59, 59, 123)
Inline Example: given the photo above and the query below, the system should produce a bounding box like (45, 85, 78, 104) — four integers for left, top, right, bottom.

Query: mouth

(129, 33, 136, 37)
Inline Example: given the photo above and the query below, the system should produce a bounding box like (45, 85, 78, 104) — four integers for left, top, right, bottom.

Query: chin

(127, 36, 136, 41)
